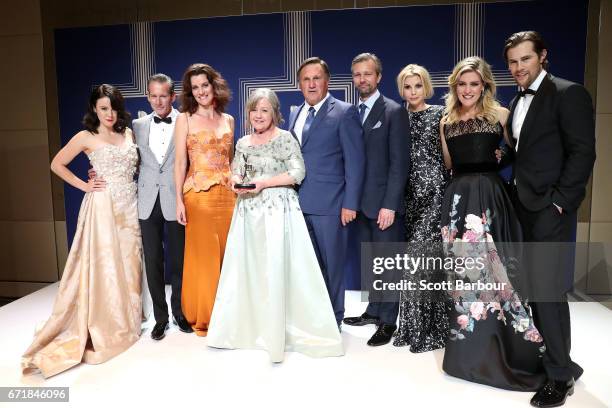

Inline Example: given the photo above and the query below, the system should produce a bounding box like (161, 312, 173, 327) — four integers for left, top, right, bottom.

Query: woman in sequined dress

(207, 89, 343, 362)
(439, 57, 546, 390)
(174, 64, 236, 336)
(393, 64, 450, 352)
(22, 85, 142, 378)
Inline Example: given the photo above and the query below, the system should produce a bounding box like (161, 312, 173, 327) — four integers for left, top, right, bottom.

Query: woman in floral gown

(439, 57, 547, 391)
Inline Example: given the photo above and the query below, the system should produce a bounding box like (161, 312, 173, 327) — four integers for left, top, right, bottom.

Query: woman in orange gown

(174, 63, 236, 336)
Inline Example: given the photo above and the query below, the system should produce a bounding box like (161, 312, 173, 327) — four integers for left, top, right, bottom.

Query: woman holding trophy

(207, 88, 343, 362)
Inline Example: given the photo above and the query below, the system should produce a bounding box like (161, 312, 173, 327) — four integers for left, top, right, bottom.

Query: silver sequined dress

(394, 105, 451, 352)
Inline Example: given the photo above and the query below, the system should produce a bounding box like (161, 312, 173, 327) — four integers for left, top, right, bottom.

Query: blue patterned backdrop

(55, 1, 589, 288)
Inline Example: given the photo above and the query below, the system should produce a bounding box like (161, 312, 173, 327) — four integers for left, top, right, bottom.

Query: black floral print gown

(440, 117, 547, 391)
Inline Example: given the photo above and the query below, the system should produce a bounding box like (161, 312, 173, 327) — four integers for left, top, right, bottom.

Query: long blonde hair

(444, 56, 500, 124)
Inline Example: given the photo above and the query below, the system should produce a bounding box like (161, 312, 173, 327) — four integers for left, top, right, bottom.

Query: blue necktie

(302, 106, 316, 141)
(359, 103, 367, 124)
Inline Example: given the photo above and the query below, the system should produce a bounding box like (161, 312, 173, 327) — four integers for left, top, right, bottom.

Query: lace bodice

(443, 118, 503, 173)
(87, 138, 138, 204)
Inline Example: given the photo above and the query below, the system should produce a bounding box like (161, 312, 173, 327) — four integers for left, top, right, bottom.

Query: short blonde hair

(396, 64, 434, 99)
(246, 88, 284, 126)
(444, 56, 500, 124)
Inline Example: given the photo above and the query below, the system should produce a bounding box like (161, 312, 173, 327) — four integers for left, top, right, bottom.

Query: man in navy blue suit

(288, 57, 365, 327)
(342, 53, 410, 346)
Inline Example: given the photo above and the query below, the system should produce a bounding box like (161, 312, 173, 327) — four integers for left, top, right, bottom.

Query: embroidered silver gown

(207, 130, 343, 362)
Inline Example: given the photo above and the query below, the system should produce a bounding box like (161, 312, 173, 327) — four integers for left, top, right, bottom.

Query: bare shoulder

(496, 106, 510, 126)
(124, 127, 134, 142)
(72, 130, 94, 145)
(64, 130, 98, 153)
(223, 112, 235, 125)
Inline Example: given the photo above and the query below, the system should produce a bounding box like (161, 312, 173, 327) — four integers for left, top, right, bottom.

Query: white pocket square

(372, 120, 382, 129)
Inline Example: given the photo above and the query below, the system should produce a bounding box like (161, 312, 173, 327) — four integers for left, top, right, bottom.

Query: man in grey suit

(342, 53, 410, 346)
(134, 74, 192, 340)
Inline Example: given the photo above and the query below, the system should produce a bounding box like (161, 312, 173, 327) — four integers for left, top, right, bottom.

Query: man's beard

(359, 85, 375, 99)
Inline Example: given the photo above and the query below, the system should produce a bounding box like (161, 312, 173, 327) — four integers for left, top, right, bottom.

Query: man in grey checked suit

(134, 74, 192, 340)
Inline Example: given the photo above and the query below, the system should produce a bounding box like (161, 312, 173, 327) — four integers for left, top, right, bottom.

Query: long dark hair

(179, 63, 231, 114)
(82, 84, 131, 133)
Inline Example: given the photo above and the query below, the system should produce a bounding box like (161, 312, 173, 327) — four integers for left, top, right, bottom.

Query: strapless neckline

(87, 138, 133, 158)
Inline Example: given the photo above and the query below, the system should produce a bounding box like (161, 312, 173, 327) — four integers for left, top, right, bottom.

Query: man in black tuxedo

(504, 31, 596, 407)
(342, 53, 410, 346)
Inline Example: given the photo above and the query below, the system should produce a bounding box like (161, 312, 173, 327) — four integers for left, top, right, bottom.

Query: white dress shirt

(358, 89, 380, 124)
(293, 93, 330, 144)
(512, 69, 547, 150)
(149, 108, 178, 165)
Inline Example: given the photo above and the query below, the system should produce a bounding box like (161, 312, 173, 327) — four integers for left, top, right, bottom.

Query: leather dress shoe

(367, 323, 397, 347)
(343, 313, 380, 326)
(151, 321, 169, 341)
(530, 379, 575, 407)
(173, 315, 194, 333)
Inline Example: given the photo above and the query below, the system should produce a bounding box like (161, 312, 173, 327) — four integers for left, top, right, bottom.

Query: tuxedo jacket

(508, 74, 596, 212)
(359, 94, 410, 219)
(288, 95, 365, 215)
(133, 109, 179, 220)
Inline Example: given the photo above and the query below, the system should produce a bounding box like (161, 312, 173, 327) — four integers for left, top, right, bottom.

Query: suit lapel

(135, 114, 156, 164)
(288, 103, 304, 132)
(516, 74, 552, 154)
(507, 94, 518, 141)
(362, 95, 385, 140)
(302, 97, 333, 147)
(141, 113, 152, 148)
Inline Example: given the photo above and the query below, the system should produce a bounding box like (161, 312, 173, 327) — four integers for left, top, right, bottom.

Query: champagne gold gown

(22, 135, 142, 378)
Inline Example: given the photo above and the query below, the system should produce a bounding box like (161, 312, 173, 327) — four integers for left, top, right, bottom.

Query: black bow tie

(153, 116, 172, 124)
(518, 88, 536, 98)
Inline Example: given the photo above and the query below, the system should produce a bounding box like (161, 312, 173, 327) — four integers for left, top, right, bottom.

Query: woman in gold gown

(174, 64, 236, 336)
(22, 84, 142, 378)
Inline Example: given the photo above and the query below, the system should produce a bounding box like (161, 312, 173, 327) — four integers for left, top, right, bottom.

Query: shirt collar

(359, 89, 380, 110)
(153, 107, 178, 122)
(307, 93, 330, 113)
(523, 69, 547, 92)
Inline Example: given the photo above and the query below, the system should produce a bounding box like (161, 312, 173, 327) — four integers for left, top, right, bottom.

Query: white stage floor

(0, 285, 611, 407)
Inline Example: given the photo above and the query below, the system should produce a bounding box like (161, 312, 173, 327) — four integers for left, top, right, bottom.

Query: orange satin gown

(182, 115, 236, 336)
